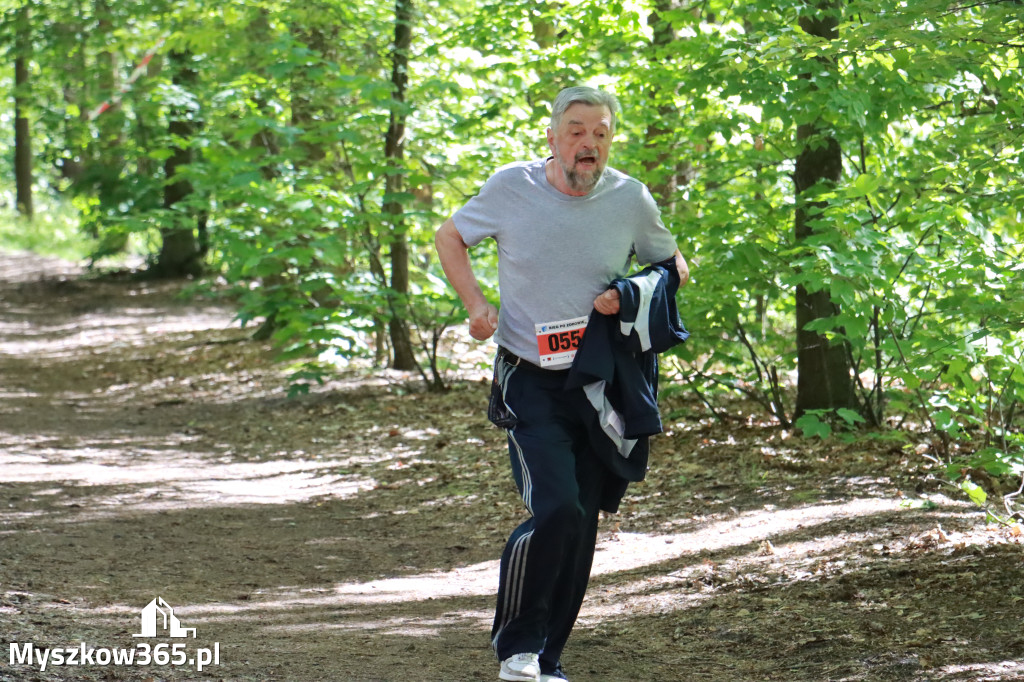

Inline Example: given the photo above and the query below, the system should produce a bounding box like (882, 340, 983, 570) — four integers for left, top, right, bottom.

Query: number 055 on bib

(535, 316, 588, 369)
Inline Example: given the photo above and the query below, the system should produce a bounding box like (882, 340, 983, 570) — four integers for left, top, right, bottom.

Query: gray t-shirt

(453, 159, 677, 368)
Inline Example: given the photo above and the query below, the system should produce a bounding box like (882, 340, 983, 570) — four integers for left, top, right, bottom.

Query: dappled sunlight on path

(129, 496, 962, 631)
(0, 307, 234, 357)
(590, 497, 906, 575)
(0, 450, 375, 512)
(0, 250, 383, 514)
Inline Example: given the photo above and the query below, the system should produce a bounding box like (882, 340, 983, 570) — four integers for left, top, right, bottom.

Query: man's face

(547, 103, 613, 196)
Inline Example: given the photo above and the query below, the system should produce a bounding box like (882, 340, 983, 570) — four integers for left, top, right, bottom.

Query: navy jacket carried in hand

(565, 257, 689, 511)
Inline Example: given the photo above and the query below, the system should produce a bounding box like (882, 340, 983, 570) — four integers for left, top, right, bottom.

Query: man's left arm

(593, 248, 689, 315)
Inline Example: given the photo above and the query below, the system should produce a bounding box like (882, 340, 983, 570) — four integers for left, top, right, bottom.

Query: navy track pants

(489, 352, 609, 671)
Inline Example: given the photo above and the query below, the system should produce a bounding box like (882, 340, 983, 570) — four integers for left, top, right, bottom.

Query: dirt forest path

(1, 248, 1023, 682)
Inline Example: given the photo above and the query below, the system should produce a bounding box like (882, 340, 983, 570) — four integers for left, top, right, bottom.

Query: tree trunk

(290, 19, 332, 165)
(152, 50, 203, 279)
(55, 11, 87, 184)
(643, 0, 693, 207)
(250, 8, 281, 181)
(793, 1, 855, 418)
(14, 5, 33, 220)
(93, 0, 124, 207)
(384, 0, 417, 370)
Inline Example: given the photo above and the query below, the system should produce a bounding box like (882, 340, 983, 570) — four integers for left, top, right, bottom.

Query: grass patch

(0, 195, 94, 262)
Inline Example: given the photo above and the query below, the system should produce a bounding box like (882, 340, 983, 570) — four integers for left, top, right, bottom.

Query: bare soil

(1, 249, 1023, 682)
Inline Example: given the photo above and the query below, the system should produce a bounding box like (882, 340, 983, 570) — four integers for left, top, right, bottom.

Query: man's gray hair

(550, 86, 620, 133)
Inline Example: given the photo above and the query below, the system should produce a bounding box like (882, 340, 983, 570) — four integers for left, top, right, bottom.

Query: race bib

(535, 316, 588, 369)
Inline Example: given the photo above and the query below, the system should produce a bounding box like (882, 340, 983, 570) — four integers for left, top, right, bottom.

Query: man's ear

(546, 127, 555, 152)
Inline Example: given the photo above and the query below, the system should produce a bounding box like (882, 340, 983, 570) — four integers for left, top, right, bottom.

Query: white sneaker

(499, 652, 541, 681)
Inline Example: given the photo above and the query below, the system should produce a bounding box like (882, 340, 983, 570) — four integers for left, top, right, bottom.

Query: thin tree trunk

(152, 50, 203, 278)
(385, 0, 417, 370)
(55, 7, 87, 184)
(290, 20, 330, 165)
(93, 0, 123, 206)
(643, 0, 693, 207)
(14, 4, 33, 220)
(250, 8, 281, 181)
(793, 1, 856, 418)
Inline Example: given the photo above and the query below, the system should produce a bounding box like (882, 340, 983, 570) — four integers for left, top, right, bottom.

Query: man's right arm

(434, 217, 499, 341)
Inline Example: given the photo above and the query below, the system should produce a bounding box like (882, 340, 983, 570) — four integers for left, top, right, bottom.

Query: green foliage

(664, 0, 1020, 498)
(796, 407, 867, 439)
(2, 0, 1021, 508)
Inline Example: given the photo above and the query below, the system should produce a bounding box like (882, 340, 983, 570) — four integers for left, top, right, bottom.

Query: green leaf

(796, 413, 832, 439)
(148, 148, 174, 162)
(959, 479, 988, 507)
(836, 408, 866, 426)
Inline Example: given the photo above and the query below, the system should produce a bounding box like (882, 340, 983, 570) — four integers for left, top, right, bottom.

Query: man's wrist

(466, 297, 491, 317)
